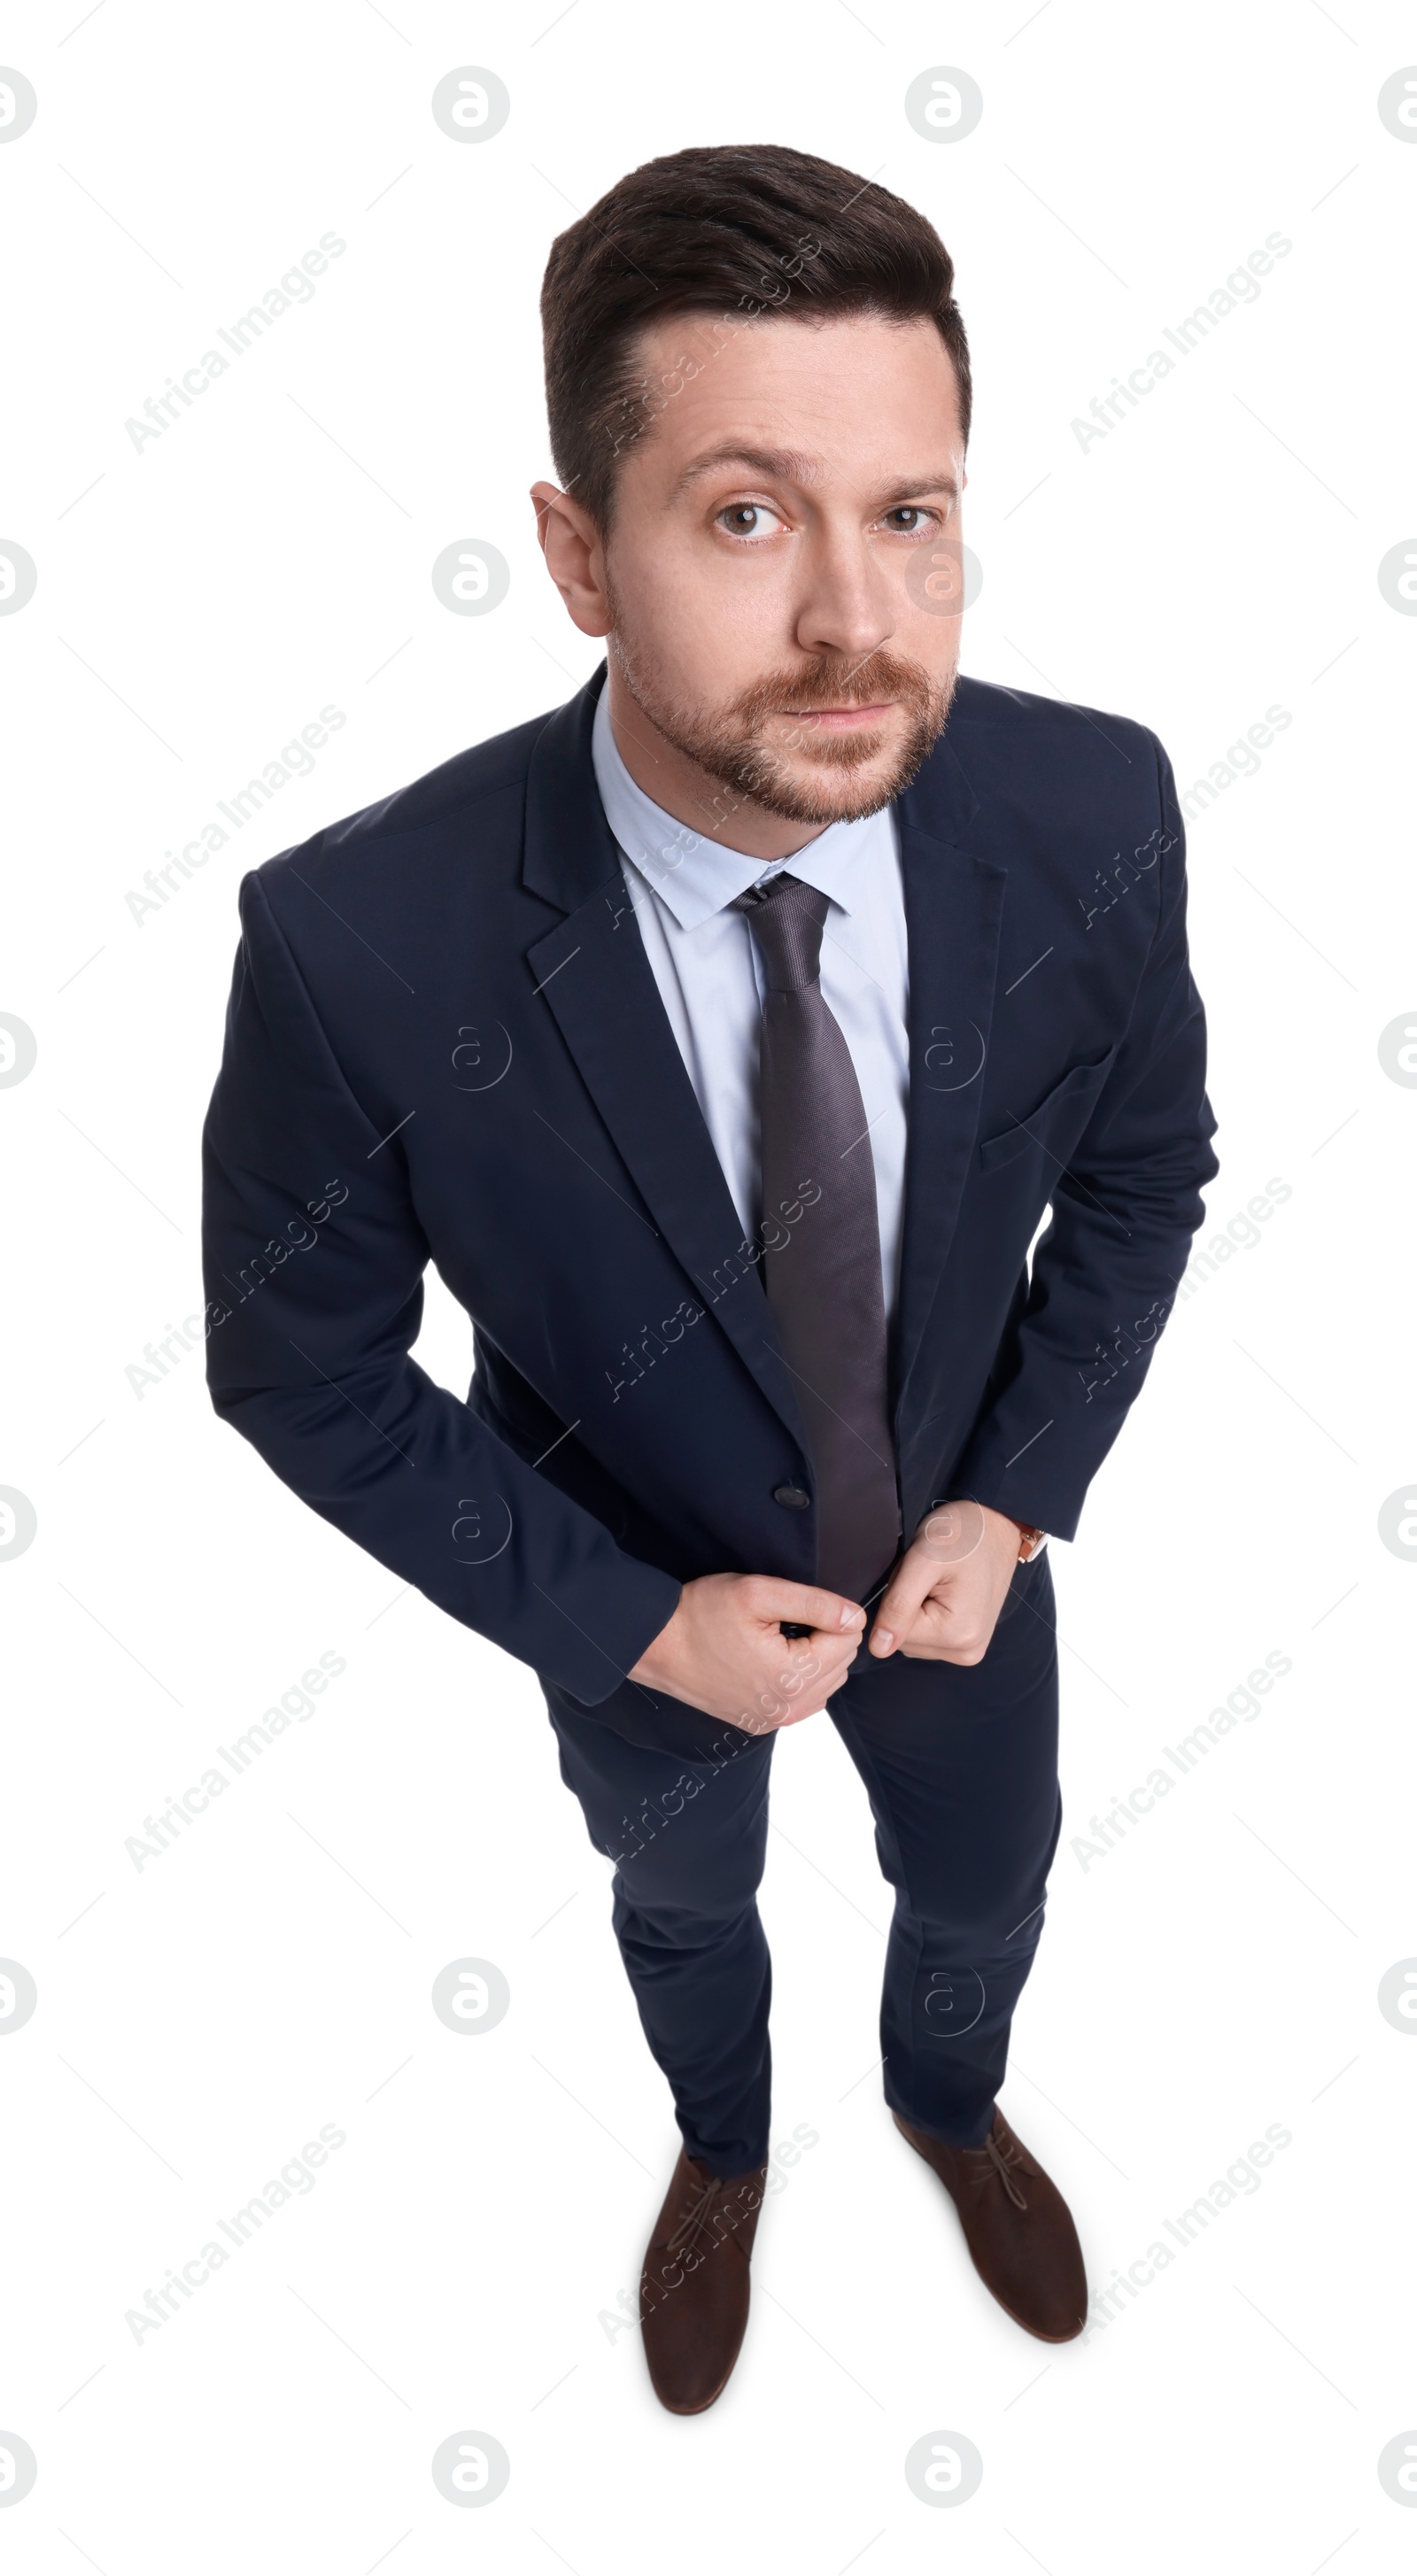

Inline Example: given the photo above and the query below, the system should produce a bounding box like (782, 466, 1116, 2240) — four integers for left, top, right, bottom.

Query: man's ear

(530, 479, 611, 638)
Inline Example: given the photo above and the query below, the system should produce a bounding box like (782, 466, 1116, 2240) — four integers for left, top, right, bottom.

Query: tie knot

(732, 871, 829, 992)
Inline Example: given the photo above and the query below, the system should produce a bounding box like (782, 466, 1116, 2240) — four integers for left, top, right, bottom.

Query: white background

(3, 1, 1414, 2566)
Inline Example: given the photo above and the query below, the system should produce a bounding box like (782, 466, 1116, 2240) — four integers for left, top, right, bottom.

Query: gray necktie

(733, 871, 902, 1604)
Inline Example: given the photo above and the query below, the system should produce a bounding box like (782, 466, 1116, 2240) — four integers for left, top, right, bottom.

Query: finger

(869, 1554, 947, 1654)
(772, 1630, 854, 1682)
(744, 1576, 866, 1635)
(727, 1676, 835, 1735)
(766, 1643, 858, 1722)
(775, 1645, 858, 1699)
(896, 1595, 996, 1667)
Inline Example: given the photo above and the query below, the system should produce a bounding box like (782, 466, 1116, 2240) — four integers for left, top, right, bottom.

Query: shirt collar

(591, 677, 884, 932)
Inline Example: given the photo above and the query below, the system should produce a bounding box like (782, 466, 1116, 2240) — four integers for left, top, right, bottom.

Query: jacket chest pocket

(976, 1045, 1119, 1175)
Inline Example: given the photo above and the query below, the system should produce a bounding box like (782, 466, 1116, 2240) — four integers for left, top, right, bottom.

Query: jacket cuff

(941, 1430, 1086, 1545)
(561, 1564, 684, 1705)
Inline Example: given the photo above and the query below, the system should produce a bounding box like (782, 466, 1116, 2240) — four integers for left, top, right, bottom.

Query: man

(202, 143, 1217, 2414)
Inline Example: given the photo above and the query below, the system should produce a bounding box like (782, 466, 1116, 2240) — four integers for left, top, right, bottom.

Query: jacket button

(773, 1483, 811, 1509)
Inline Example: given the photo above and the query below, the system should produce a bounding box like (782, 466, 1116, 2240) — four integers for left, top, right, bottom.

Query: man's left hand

(868, 1500, 1023, 1665)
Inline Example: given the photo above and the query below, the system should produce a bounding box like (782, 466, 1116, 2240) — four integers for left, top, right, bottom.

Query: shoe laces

(665, 2170, 727, 2255)
(980, 2128, 1029, 2211)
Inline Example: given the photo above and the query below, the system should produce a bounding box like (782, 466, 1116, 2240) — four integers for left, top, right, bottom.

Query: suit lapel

(891, 804, 1009, 1428)
(520, 665, 1007, 1455)
(523, 668, 809, 1453)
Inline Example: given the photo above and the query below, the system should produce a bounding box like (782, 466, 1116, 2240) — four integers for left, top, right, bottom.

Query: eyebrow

(672, 443, 960, 508)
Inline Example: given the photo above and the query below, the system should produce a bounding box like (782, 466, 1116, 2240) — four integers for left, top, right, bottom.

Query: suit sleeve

(951, 733, 1220, 1541)
(200, 869, 683, 1703)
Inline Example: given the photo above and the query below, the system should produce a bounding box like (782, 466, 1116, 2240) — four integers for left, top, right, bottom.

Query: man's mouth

(779, 700, 897, 731)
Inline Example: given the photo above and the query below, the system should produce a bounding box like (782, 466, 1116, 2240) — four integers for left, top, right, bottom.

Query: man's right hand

(628, 1574, 866, 1734)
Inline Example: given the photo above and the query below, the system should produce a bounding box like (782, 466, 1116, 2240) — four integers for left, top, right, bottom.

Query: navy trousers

(539, 1552, 1062, 2177)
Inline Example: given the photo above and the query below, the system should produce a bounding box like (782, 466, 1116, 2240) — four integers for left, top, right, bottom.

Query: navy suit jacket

(201, 663, 1218, 1747)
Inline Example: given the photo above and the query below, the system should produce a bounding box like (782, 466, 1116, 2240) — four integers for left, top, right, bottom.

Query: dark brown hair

(540, 143, 971, 530)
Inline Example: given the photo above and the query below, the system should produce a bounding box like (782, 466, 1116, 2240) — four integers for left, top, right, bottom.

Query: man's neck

(603, 662, 828, 864)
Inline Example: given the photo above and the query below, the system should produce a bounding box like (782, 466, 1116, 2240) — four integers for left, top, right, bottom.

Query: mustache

(728, 649, 937, 722)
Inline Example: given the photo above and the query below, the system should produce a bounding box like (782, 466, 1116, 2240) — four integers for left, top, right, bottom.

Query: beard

(606, 592, 956, 828)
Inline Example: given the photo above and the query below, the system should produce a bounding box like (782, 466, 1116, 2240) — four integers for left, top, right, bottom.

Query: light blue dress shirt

(591, 683, 911, 1319)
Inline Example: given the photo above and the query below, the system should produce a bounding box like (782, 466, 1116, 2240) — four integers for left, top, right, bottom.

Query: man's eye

(716, 503, 783, 538)
(885, 507, 933, 534)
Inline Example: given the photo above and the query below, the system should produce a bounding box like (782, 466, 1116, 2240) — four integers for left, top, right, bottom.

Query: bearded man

(203, 143, 1218, 2414)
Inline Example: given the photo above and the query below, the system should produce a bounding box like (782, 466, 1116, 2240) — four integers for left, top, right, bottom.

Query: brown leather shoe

(639, 2146, 769, 2413)
(894, 2105, 1087, 2342)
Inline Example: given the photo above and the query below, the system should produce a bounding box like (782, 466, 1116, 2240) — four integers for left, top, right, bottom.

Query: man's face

(598, 309, 966, 828)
